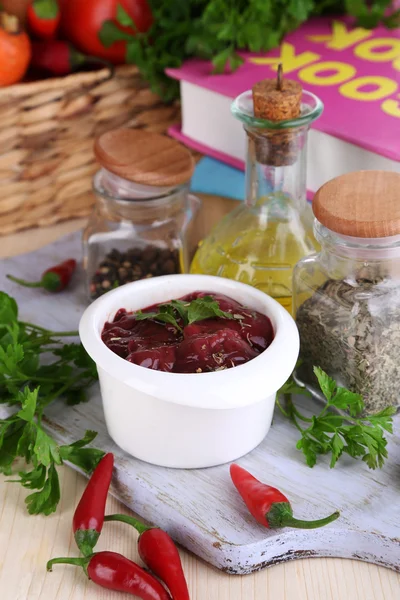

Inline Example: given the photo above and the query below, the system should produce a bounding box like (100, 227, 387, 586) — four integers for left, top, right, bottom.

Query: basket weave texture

(0, 65, 182, 235)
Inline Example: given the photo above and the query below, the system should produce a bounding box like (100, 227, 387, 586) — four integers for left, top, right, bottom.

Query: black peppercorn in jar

(83, 129, 201, 300)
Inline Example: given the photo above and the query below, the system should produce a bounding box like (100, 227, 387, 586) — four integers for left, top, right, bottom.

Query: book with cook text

(166, 18, 400, 194)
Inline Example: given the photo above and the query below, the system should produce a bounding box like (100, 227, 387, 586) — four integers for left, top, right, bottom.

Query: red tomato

(60, 0, 152, 64)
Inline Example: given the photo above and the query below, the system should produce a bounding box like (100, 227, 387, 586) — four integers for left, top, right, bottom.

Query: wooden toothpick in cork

(251, 64, 303, 165)
(276, 63, 283, 90)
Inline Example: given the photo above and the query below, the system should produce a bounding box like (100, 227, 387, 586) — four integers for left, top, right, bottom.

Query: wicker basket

(0, 65, 182, 235)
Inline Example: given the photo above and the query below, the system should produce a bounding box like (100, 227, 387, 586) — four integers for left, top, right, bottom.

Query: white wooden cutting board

(1, 232, 400, 575)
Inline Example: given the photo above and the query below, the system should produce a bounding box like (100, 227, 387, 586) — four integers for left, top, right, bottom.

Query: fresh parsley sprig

(277, 367, 395, 470)
(134, 295, 235, 331)
(0, 292, 103, 516)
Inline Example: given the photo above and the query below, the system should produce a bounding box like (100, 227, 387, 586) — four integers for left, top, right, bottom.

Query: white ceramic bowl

(79, 275, 299, 468)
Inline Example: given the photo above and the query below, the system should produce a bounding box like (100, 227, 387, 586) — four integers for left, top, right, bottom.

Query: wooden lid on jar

(313, 171, 400, 238)
(94, 128, 195, 187)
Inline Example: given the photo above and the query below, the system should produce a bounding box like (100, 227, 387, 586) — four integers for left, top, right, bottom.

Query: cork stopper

(252, 64, 302, 121)
(313, 171, 400, 238)
(251, 65, 303, 166)
(94, 128, 195, 187)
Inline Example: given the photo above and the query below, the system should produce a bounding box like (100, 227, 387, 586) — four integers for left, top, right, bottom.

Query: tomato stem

(1, 12, 20, 34)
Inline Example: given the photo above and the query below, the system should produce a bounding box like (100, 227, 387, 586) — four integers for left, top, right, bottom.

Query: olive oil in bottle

(190, 71, 323, 314)
(190, 196, 316, 313)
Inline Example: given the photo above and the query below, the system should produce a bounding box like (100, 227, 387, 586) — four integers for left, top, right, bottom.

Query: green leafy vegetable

(99, 0, 397, 101)
(134, 295, 235, 330)
(116, 3, 135, 27)
(277, 366, 395, 469)
(0, 292, 103, 516)
(187, 297, 234, 324)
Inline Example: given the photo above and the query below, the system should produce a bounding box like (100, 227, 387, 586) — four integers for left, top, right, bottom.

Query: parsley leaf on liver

(134, 295, 235, 330)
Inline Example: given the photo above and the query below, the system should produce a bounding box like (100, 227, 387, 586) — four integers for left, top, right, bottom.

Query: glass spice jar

(293, 171, 400, 414)
(83, 129, 201, 300)
(190, 83, 323, 314)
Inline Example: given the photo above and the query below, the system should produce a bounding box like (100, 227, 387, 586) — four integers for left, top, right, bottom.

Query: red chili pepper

(28, 0, 60, 40)
(7, 259, 77, 292)
(72, 453, 114, 556)
(104, 514, 190, 600)
(47, 551, 171, 600)
(230, 464, 340, 529)
(31, 39, 111, 76)
(31, 40, 87, 75)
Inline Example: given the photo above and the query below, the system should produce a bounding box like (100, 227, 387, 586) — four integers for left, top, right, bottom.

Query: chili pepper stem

(104, 513, 152, 535)
(6, 274, 43, 288)
(47, 556, 89, 571)
(267, 502, 340, 529)
(75, 529, 100, 557)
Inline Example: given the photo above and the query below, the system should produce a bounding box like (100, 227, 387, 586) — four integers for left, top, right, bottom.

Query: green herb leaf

(187, 296, 234, 324)
(330, 433, 344, 468)
(344, 0, 393, 28)
(53, 343, 98, 379)
(16, 422, 37, 462)
(98, 20, 133, 48)
(278, 379, 310, 397)
(0, 421, 25, 474)
(64, 388, 91, 406)
(61, 447, 105, 473)
(169, 300, 189, 323)
(296, 437, 319, 468)
(368, 412, 395, 434)
(25, 463, 60, 516)
(17, 388, 38, 422)
(313, 366, 336, 402)
(134, 295, 235, 331)
(135, 310, 182, 331)
(212, 46, 234, 74)
(116, 3, 134, 27)
(16, 464, 47, 490)
(0, 292, 18, 323)
(277, 367, 394, 470)
(331, 387, 364, 416)
(0, 292, 101, 515)
(59, 430, 104, 473)
(0, 343, 24, 378)
(62, 430, 98, 449)
(33, 0, 59, 19)
(383, 9, 400, 29)
(34, 427, 62, 467)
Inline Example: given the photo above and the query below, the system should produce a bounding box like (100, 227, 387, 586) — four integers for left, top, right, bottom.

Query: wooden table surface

(1, 203, 400, 600)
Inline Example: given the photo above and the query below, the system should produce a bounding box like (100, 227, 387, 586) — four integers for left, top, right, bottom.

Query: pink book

(166, 17, 400, 193)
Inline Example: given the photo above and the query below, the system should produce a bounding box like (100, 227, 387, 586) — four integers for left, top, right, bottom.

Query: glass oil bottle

(190, 81, 323, 314)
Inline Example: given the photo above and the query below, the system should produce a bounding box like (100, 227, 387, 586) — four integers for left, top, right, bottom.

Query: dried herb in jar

(90, 246, 181, 300)
(296, 276, 400, 415)
(294, 171, 400, 416)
